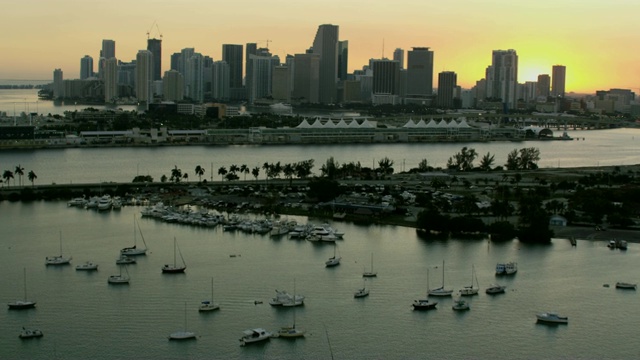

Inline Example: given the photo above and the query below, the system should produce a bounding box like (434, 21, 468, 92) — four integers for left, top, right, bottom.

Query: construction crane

(257, 39, 272, 49)
(147, 21, 163, 39)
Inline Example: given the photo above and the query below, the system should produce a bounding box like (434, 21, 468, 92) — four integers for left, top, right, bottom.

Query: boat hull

(162, 266, 186, 273)
(412, 299, 437, 310)
(19, 329, 43, 339)
(8, 301, 36, 310)
(169, 331, 196, 340)
(536, 314, 568, 324)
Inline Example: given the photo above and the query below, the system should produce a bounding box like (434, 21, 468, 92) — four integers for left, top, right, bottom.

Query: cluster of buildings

(49, 24, 637, 116)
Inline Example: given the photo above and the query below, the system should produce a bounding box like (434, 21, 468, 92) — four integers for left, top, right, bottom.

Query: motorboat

(75, 261, 98, 271)
(536, 312, 568, 324)
(19, 327, 43, 339)
(8, 268, 36, 310)
(108, 265, 130, 285)
(496, 262, 517, 275)
(428, 261, 453, 297)
(120, 216, 148, 256)
(169, 302, 196, 340)
(452, 299, 470, 311)
(459, 265, 479, 296)
(97, 194, 112, 211)
(354, 287, 370, 298)
(412, 299, 438, 310)
(485, 284, 506, 294)
(277, 325, 305, 338)
(199, 278, 220, 312)
(111, 197, 122, 210)
(67, 197, 87, 207)
(162, 237, 187, 274)
(325, 244, 341, 267)
(45, 232, 71, 266)
(269, 289, 305, 307)
(615, 282, 637, 290)
(239, 328, 273, 346)
(84, 196, 99, 209)
(116, 254, 136, 265)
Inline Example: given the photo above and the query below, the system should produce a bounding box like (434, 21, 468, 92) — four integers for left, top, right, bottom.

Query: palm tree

(194, 165, 205, 182)
(229, 164, 239, 176)
(252, 166, 260, 181)
(27, 170, 37, 187)
(170, 166, 182, 183)
(283, 163, 295, 186)
(218, 166, 227, 181)
(14, 165, 24, 186)
(240, 164, 249, 181)
(2, 170, 14, 187)
(183, 173, 189, 182)
(262, 162, 270, 182)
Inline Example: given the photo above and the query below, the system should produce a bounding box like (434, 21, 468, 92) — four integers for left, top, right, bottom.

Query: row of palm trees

(2, 164, 37, 187)
(162, 160, 316, 184)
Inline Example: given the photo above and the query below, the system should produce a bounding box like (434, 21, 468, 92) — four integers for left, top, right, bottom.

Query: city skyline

(1, 0, 638, 94)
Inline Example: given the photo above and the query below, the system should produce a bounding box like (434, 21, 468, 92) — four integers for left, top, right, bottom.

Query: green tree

(194, 165, 205, 182)
(479, 152, 495, 171)
(218, 166, 228, 181)
(240, 164, 249, 181)
(27, 170, 37, 187)
(505, 149, 519, 170)
(14, 165, 24, 186)
(252, 166, 260, 181)
(377, 157, 395, 176)
(320, 157, 339, 179)
(160, 174, 168, 183)
(170, 166, 182, 183)
(418, 159, 429, 171)
(307, 178, 342, 202)
(283, 163, 295, 185)
(2, 170, 14, 187)
(447, 147, 478, 171)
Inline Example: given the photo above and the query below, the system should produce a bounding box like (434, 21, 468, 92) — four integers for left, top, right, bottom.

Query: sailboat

(169, 302, 196, 340)
(412, 269, 438, 310)
(459, 264, 480, 296)
(8, 268, 36, 310)
(162, 237, 186, 273)
(362, 253, 377, 277)
(325, 244, 341, 267)
(277, 279, 305, 338)
(199, 277, 220, 312)
(428, 260, 453, 297)
(120, 215, 148, 256)
(45, 231, 72, 266)
(354, 278, 370, 298)
(108, 265, 130, 284)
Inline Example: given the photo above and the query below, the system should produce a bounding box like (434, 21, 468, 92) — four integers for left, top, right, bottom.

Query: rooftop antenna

(382, 38, 385, 59)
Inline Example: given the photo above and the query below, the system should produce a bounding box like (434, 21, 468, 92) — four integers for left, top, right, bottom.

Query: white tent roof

(436, 119, 449, 127)
(336, 119, 348, 128)
(348, 120, 361, 128)
(296, 119, 311, 128)
(415, 119, 427, 128)
(457, 119, 470, 128)
(310, 118, 324, 128)
(403, 119, 416, 128)
(426, 119, 438, 127)
(360, 119, 375, 128)
(324, 120, 336, 128)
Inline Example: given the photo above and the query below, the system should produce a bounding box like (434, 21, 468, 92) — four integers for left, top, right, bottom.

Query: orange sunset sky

(1, 0, 638, 94)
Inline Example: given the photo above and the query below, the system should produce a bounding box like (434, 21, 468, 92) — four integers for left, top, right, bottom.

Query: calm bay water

(1, 202, 639, 359)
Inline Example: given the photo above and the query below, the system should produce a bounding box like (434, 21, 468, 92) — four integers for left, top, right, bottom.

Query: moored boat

(75, 261, 98, 271)
(8, 268, 36, 310)
(116, 254, 136, 265)
(19, 327, 43, 339)
(46, 232, 71, 266)
(485, 283, 506, 294)
(615, 282, 637, 290)
(452, 298, 470, 311)
(162, 237, 187, 274)
(536, 312, 568, 324)
(239, 328, 273, 346)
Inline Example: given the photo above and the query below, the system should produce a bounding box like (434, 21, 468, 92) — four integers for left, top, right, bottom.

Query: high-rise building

(80, 55, 93, 79)
(222, 44, 244, 99)
(372, 59, 401, 104)
(537, 74, 550, 98)
(246, 43, 257, 84)
(312, 24, 339, 104)
(101, 40, 116, 59)
(163, 70, 184, 101)
(338, 40, 349, 81)
(272, 65, 291, 102)
(170, 52, 181, 71)
(393, 48, 405, 70)
(212, 61, 230, 101)
(292, 53, 320, 103)
(118, 60, 136, 90)
(185, 53, 204, 103)
(406, 47, 434, 97)
(552, 65, 566, 98)
(437, 71, 457, 108)
(486, 49, 518, 109)
(135, 50, 153, 104)
(53, 69, 64, 99)
(247, 50, 280, 104)
(104, 57, 118, 102)
(147, 38, 162, 81)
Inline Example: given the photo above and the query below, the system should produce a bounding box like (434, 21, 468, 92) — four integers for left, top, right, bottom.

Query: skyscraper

(212, 61, 230, 101)
(53, 69, 64, 99)
(552, 65, 566, 98)
(372, 59, 401, 95)
(312, 24, 339, 104)
(136, 50, 153, 104)
(222, 44, 244, 99)
(185, 53, 204, 103)
(292, 53, 320, 103)
(406, 47, 434, 97)
(101, 40, 116, 59)
(80, 55, 93, 79)
(246, 43, 257, 84)
(338, 40, 349, 81)
(537, 74, 550, 98)
(104, 57, 118, 103)
(147, 38, 162, 81)
(393, 48, 405, 70)
(163, 70, 184, 101)
(486, 49, 518, 109)
(437, 71, 457, 108)
(272, 65, 291, 102)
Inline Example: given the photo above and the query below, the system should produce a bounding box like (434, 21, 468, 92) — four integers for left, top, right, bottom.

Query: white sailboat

(428, 260, 453, 297)
(412, 269, 438, 310)
(45, 231, 72, 266)
(108, 265, 130, 284)
(354, 278, 370, 298)
(459, 264, 480, 296)
(162, 237, 186, 273)
(8, 268, 36, 310)
(362, 252, 377, 277)
(325, 244, 341, 267)
(199, 277, 220, 312)
(120, 215, 148, 256)
(169, 302, 196, 340)
(277, 279, 305, 338)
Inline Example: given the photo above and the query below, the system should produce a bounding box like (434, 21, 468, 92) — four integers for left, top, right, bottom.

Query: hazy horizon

(2, 0, 639, 94)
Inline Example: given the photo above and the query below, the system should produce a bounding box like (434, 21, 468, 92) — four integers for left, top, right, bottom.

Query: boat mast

(173, 237, 177, 267)
(442, 260, 445, 288)
(23, 267, 28, 301)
